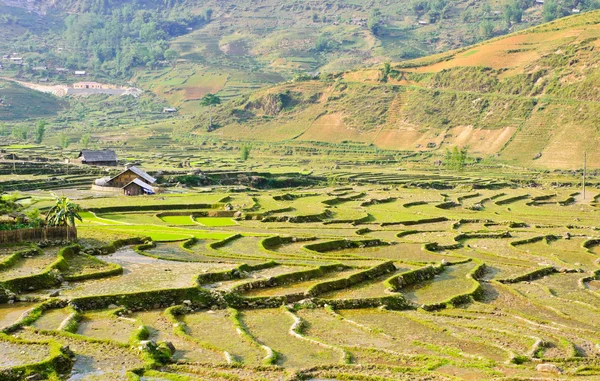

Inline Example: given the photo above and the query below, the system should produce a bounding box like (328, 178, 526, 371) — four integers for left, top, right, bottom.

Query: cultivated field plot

(1, 182, 600, 380)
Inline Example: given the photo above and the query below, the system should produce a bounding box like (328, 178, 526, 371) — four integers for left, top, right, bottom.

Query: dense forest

(3, 0, 212, 78)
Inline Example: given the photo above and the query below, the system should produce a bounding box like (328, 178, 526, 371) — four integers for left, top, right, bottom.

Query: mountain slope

(2, 0, 593, 108)
(0, 80, 66, 121)
(204, 11, 600, 169)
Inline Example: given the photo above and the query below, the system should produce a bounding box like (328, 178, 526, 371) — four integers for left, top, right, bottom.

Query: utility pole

(583, 151, 587, 201)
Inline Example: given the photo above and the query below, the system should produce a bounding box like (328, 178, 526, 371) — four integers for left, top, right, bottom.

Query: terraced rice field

(2, 183, 600, 380)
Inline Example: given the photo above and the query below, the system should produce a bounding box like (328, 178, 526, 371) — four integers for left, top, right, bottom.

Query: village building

(163, 107, 178, 113)
(76, 149, 119, 166)
(92, 165, 157, 196)
(74, 70, 86, 76)
(123, 178, 156, 196)
(106, 166, 157, 188)
(73, 82, 106, 89)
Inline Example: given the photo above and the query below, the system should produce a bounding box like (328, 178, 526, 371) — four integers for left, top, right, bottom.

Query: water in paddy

(144, 241, 221, 262)
(0, 341, 50, 367)
(218, 236, 273, 260)
(16, 329, 145, 380)
(401, 262, 478, 305)
(77, 311, 137, 344)
(330, 243, 445, 263)
(54, 247, 235, 297)
(202, 265, 301, 291)
(184, 309, 265, 365)
(0, 302, 32, 329)
(242, 308, 339, 368)
(131, 310, 223, 363)
(363, 230, 404, 242)
(400, 231, 457, 246)
(514, 240, 564, 267)
(0, 247, 59, 281)
(320, 266, 413, 299)
(32, 307, 71, 330)
(243, 268, 361, 297)
(269, 239, 326, 257)
(546, 237, 599, 269)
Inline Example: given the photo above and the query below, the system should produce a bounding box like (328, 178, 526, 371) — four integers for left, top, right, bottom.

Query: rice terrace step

(2, 1, 600, 380)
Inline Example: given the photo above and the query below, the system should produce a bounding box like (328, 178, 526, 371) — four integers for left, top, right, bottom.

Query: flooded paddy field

(2, 183, 600, 380)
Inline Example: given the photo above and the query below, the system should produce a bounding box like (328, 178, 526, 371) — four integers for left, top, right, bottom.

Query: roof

(78, 149, 118, 163)
(110, 166, 156, 184)
(123, 178, 155, 192)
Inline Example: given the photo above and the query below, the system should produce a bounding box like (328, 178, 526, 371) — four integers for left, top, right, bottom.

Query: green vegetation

(0, 174, 598, 379)
(45, 194, 82, 239)
(2, 5, 600, 380)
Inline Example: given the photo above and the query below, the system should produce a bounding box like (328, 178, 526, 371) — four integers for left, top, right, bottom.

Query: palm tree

(200, 93, 221, 130)
(45, 193, 82, 240)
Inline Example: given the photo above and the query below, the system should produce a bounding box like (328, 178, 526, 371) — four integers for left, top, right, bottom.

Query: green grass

(194, 217, 237, 226)
(159, 215, 198, 226)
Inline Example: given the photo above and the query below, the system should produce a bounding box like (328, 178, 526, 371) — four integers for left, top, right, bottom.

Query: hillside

(1, 0, 594, 111)
(202, 10, 600, 169)
(0, 79, 65, 121)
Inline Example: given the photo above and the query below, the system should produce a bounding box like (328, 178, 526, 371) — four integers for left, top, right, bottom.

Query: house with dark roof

(123, 178, 156, 196)
(106, 166, 156, 188)
(76, 150, 118, 166)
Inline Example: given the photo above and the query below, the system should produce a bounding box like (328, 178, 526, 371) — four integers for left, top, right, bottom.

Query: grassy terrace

(1, 173, 600, 380)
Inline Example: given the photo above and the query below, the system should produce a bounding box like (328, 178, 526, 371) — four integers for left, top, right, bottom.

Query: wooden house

(76, 150, 118, 166)
(123, 178, 155, 196)
(107, 166, 156, 188)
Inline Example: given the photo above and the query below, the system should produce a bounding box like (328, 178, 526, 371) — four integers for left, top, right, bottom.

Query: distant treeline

(6, 0, 213, 77)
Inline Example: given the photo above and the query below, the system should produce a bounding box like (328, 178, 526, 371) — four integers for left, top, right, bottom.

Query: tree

(25, 208, 44, 228)
(240, 142, 253, 161)
(12, 126, 28, 141)
(59, 133, 70, 149)
(368, 13, 380, 35)
(34, 120, 46, 144)
(204, 8, 213, 21)
(381, 61, 392, 82)
(315, 34, 331, 52)
(200, 93, 221, 130)
(543, 0, 559, 21)
(45, 193, 82, 240)
(164, 48, 179, 67)
(503, 5, 514, 28)
(445, 146, 469, 171)
(80, 133, 91, 148)
(479, 20, 494, 39)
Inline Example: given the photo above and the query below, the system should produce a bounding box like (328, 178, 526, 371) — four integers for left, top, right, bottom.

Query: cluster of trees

(4, 1, 213, 78)
(1, 120, 93, 149)
(60, 4, 206, 76)
(543, 0, 600, 21)
(445, 146, 469, 171)
(314, 33, 336, 52)
(2, 120, 47, 143)
(0, 192, 81, 235)
(409, 0, 453, 23)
